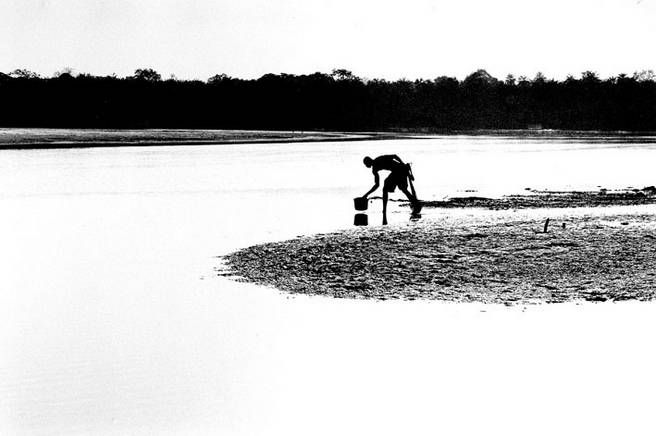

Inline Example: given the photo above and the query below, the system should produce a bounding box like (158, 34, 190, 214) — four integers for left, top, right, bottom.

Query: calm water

(2, 136, 656, 435)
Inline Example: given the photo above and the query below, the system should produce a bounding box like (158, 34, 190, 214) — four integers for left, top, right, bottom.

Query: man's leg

(400, 186, 422, 215)
(399, 186, 417, 204)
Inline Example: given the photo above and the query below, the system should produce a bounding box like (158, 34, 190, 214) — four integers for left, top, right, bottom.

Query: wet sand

(418, 187, 656, 209)
(224, 191, 656, 304)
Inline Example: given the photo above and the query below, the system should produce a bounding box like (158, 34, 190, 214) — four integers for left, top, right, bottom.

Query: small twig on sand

(544, 218, 550, 233)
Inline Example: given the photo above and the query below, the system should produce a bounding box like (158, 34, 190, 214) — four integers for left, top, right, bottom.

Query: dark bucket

(354, 213, 368, 226)
(353, 197, 368, 211)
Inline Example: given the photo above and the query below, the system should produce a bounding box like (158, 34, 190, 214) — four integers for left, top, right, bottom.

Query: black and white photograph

(2, 0, 656, 434)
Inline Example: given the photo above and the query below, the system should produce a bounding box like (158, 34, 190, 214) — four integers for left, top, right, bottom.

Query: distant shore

(2, 128, 656, 150)
(0, 129, 413, 150)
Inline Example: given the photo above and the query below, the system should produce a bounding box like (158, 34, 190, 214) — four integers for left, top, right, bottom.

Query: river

(1, 135, 656, 435)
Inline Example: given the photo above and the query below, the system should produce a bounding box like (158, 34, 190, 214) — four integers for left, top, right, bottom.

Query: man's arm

(362, 171, 380, 198)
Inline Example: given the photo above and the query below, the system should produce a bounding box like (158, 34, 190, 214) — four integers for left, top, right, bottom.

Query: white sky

(1, 0, 655, 81)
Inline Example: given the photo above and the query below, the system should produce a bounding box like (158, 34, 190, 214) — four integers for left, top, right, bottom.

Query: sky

(1, 0, 655, 81)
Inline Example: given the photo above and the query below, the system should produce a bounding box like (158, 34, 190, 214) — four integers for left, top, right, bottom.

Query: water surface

(2, 136, 656, 435)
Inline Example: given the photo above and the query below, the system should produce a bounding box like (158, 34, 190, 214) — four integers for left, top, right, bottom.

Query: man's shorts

(383, 170, 409, 193)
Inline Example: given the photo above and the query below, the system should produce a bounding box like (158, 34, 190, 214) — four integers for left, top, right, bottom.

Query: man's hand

(362, 172, 380, 198)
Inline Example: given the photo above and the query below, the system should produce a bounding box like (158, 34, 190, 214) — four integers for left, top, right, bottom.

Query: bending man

(362, 154, 421, 224)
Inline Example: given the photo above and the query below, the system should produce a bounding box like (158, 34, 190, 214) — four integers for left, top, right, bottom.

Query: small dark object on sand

(544, 218, 550, 233)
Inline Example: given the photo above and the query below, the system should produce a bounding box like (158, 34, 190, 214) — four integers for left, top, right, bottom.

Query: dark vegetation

(1, 68, 656, 131)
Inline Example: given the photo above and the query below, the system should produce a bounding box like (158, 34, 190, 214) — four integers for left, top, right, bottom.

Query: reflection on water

(353, 213, 368, 226)
(2, 134, 656, 435)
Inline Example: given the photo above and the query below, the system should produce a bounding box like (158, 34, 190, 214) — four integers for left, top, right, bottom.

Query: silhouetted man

(362, 154, 421, 224)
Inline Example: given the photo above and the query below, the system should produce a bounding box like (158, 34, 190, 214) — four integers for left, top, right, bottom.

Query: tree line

(1, 67, 655, 131)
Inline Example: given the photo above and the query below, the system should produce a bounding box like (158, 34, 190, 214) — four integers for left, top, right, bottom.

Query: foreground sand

(224, 191, 656, 304)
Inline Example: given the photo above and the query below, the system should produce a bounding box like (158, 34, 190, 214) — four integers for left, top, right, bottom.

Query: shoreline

(2, 128, 656, 150)
(0, 129, 409, 150)
(414, 188, 656, 210)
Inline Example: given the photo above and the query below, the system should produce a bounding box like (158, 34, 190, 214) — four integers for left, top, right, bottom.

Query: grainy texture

(222, 213, 656, 304)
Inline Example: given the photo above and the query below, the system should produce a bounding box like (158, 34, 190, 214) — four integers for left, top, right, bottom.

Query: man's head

(363, 156, 373, 168)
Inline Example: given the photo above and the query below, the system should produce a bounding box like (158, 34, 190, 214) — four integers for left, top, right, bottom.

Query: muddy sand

(417, 187, 656, 210)
(223, 190, 656, 304)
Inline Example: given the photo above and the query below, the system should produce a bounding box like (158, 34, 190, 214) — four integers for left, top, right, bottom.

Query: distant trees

(9, 69, 40, 79)
(54, 67, 75, 78)
(0, 67, 655, 131)
(207, 73, 231, 84)
(463, 69, 500, 86)
(633, 69, 656, 82)
(132, 68, 161, 81)
(331, 69, 357, 81)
